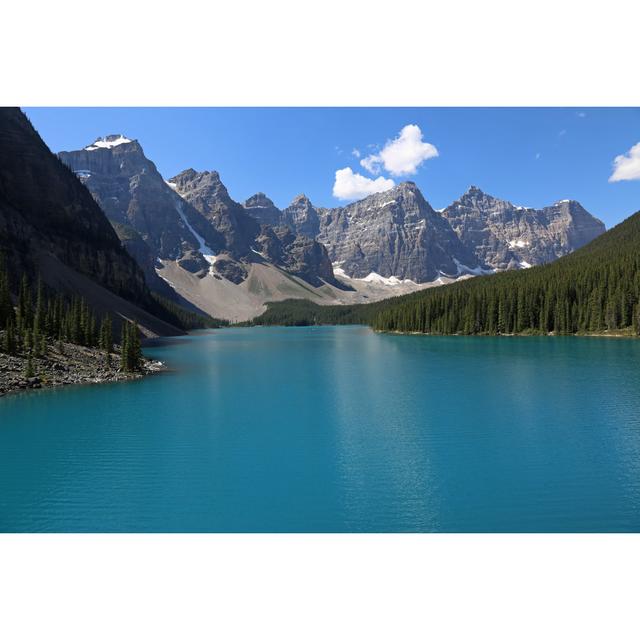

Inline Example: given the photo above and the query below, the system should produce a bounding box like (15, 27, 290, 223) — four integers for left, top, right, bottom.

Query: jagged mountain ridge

(168, 169, 340, 287)
(441, 186, 606, 270)
(59, 140, 339, 291)
(243, 183, 606, 282)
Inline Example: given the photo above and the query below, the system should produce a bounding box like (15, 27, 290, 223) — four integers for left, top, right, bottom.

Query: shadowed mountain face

(441, 186, 606, 270)
(0, 109, 146, 302)
(0, 109, 183, 336)
(243, 184, 606, 283)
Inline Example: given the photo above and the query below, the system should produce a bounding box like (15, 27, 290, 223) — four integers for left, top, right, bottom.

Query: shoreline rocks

(0, 338, 165, 398)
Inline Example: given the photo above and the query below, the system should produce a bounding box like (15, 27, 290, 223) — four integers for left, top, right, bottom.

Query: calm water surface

(1, 326, 639, 532)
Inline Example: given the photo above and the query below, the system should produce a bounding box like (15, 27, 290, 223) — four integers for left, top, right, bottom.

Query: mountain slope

(0, 108, 181, 336)
(251, 207, 640, 334)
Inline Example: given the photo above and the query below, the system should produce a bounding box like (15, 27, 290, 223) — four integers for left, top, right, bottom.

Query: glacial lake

(1, 326, 639, 532)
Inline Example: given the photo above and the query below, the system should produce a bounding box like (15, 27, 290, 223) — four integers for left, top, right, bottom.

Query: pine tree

(120, 322, 130, 372)
(3, 318, 16, 354)
(24, 353, 34, 379)
(0, 256, 14, 328)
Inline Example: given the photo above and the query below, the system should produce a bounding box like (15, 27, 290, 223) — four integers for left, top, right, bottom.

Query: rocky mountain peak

(245, 192, 275, 209)
(290, 193, 312, 207)
(397, 181, 419, 192)
(169, 169, 230, 203)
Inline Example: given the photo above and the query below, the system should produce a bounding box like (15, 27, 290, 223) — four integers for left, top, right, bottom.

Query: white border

(2, 1, 639, 106)
(1, 534, 639, 640)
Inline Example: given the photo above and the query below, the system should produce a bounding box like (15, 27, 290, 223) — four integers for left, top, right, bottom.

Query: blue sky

(25, 107, 640, 228)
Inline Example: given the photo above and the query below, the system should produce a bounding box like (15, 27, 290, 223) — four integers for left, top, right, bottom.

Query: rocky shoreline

(0, 338, 165, 398)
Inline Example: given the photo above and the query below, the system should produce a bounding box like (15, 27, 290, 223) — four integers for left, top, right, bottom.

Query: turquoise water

(1, 326, 639, 532)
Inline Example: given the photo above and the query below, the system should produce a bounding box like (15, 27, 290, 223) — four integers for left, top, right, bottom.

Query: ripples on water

(1, 327, 639, 532)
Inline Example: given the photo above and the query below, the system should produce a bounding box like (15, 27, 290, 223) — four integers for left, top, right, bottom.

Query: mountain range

(56, 131, 605, 321)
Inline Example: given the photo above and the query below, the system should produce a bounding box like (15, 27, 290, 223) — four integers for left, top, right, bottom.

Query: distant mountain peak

(84, 134, 134, 151)
(290, 193, 312, 206)
(245, 192, 276, 209)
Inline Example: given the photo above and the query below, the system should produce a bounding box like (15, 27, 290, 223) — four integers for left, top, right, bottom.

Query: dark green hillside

(253, 209, 640, 336)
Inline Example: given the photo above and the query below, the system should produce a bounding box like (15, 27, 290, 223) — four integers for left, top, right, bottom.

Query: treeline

(1, 260, 143, 372)
(250, 298, 379, 327)
(150, 293, 228, 330)
(253, 209, 640, 337)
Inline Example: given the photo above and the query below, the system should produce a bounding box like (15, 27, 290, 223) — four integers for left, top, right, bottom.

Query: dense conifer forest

(1, 260, 143, 372)
(252, 209, 640, 336)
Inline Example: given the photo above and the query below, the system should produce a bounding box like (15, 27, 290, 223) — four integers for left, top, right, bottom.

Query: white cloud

(609, 142, 640, 182)
(360, 124, 438, 177)
(351, 148, 361, 158)
(332, 167, 395, 200)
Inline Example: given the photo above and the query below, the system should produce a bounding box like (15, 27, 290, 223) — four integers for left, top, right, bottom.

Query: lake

(1, 326, 639, 532)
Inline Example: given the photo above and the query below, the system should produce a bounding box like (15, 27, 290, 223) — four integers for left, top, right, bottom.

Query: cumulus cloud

(609, 142, 640, 182)
(332, 167, 395, 200)
(351, 148, 361, 158)
(360, 124, 438, 176)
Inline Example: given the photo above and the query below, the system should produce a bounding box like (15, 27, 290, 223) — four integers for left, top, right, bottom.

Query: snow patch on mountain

(452, 258, 495, 277)
(85, 135, 133, 151)
(174, 201, 218, 272)
(508, 239, 530, 248)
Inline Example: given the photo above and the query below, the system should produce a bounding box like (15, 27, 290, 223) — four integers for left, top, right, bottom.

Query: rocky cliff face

(244, 192, 284, 227)
(315, 182, 482, 282)
(169, 169, 259, 260)
(59, 137, 217, 263)
(0, 110, 147, 302)
(170, 169, 338, 286)
(282, 195, 321, 238)
(254, 225, 337, 287)
(441, 186, 606, 270)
